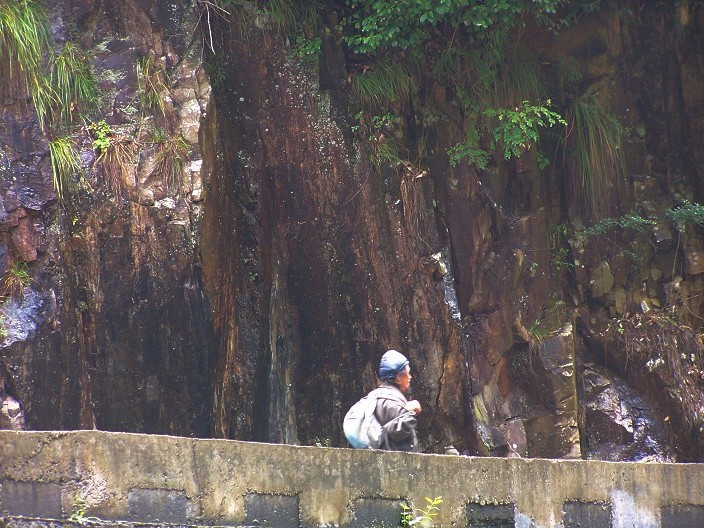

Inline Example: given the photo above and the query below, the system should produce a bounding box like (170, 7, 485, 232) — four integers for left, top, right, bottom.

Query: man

(374, 349, 422, 451)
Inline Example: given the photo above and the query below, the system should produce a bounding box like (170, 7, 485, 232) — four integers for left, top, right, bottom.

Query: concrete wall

(0, 431, 702, 528)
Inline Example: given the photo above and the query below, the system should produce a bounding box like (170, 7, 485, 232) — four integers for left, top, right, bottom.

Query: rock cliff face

(0, 0, 702, 461)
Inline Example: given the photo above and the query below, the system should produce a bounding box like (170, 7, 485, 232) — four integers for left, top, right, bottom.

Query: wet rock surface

(582, 364, 673, 461)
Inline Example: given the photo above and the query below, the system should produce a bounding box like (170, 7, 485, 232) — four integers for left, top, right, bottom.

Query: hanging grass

(151, 130, 190, 193)
(351, 57, 415, 108)
(137, 56, 169, 117)
(565, 94, 626, 217)
(263, 0, 317, 35)
(49, 42, 99, 128)
(499, 47, 546, 107)
(49, 136, 81, 202)
(0, 0, 50, 96)
(31, 74, 57, 132)
(89, 120, 136, 196)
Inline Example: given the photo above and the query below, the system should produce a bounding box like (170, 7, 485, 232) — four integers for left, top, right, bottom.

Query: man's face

(395, 365, 412, 393)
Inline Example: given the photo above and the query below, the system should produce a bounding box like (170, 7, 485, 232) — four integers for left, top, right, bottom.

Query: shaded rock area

(0, 0, 702, 463)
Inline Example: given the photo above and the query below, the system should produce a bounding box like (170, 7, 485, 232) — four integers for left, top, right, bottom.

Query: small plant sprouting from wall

(448, 101, 565, 168)
(547, 223, 573, 271)
(580, 213, 655, 240)
(565, 94, 626, 218)
(665, 201, 704, 229)
(401, 496, 443, 528)
(351, 57, 415, 109)
(0, 0, 50, 100)
(352, 111, 404, 170)
(88, 120, 136, 196)
(1, 261, 32, 300)
(68, 493, 100, 526)
(0, 311, 8, 339)
(151, 129, 190, 192)
(137, 56, 169, 117)
(49, 42, 99, 128)
(49, 136, 82, 202)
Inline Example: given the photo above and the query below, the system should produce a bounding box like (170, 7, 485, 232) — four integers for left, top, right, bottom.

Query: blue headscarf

(378, 349, 409, 380)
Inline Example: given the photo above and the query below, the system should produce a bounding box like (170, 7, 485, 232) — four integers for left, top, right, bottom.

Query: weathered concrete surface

(1, 431, 703, 528)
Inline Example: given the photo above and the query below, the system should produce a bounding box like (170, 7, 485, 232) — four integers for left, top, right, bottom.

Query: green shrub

(343, 0, 562, 54)
(485, 100, 566, 160)
(581, 213, 654, 238)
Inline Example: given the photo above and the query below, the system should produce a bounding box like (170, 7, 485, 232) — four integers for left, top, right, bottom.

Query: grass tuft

(351, 57, 414, 108)
(137, 56, 169, 117)
(89, 120, 136, 196)
(565, 94, 626, 218)
(0, 0, 50, 97)
(151, 130, 190, 193)
(1, 261, 32, 300)
(49, 42, 99, 128)
(49, 136, 81, 202)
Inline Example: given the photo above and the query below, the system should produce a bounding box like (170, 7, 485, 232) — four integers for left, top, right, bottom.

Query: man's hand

(405, 399, 422, 414)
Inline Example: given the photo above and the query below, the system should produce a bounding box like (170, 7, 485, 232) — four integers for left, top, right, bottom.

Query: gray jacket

(372, 382, 418, 451)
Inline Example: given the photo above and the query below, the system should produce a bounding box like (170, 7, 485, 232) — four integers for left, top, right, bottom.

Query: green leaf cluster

(448, 101, 565, 167)
(401, 496, 443, 528)
(665, 201, 704, 228)
(343, 0, 562, 54)
(581, 213, 655, 238)
(485, 100, 566, 160)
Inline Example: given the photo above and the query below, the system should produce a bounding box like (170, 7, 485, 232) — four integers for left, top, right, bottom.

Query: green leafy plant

(68, 493, 100, 526)
(89, 120, 112, 157)
(1, 261, 32, 300)
(401, 496, 443, 528)
(137, 56, 169, 117)
(665, 201, 704, 228)
(547, 223, 573, 271)
(49, 42, 99, 128)
(485, 100, 566, 160)
(353, 111, 403, 169)
(581, 213, 655, 239)
(49, 136, 82, 201)
(448, 127, 490, 168)
(343, 0, 562, 54)
(449, 101, 565, 167)
(293, 35, 321, 59)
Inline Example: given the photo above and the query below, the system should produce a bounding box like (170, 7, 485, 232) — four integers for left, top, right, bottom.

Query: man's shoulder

(370, 384, 406, 403)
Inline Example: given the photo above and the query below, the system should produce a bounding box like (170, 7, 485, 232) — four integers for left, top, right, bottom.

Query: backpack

(343, 387, 411, 449)
(343, 392, 385, 449)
